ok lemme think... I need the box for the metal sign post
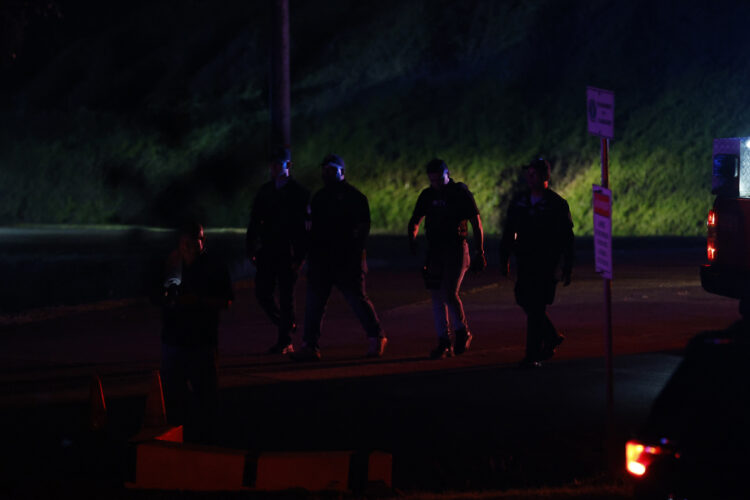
[598,141,613,421]
[587,86,615,439]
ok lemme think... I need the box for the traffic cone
[89,374,107,432]
[143,369,167,428]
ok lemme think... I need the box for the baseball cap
[321,153,345,170]
[425,158,448,174]
[525,157,550,171]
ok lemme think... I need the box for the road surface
[0,236,739,493]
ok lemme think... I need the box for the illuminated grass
[1,0,746,235]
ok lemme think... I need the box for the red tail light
[707,242,717,261]
[707,209,717,262]
[626,440,667,477]
[707,209,717,227]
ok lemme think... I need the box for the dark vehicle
[700,137,750,313]
[626,321,750,499]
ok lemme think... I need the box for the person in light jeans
[408,158,485,359]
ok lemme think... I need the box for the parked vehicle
[700,137,750,315]
[626,321,750,499]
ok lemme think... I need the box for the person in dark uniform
[246,148,310,354]
[159,221,234,443]
[499,158,574,368]
[408,159,486,359]
[292,153,387,361]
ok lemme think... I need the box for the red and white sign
[593,185,612,279]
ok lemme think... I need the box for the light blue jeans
[428,241,470,339]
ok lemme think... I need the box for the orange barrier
[127,436,392,493]
[255,451,352,491]
[131,440,248,491]
[126,373,392,492]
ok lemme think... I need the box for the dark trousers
[255,252,298,344]
[519,302,559,361]
[161,344,218,444]
[303,259,383,348]
[515,269,559,361]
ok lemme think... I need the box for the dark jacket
[246,178,310,262]
[500,189,575,278]
[409,179,480,249]
[308,181,371,265]
[160,251,234,348]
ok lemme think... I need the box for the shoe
[429,338,453,360]
[289,344,321,362]
[518,358,542,369]
[367,336,388,358]
[268,341,294,355]
[541,334,565,360]
[454,328,472,355]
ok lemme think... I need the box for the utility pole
[270,0,290,154]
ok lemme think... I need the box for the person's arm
[560,201,575,286]
[408,195,426,255]
[469,214,486,272]
[407,215,424,255]
[352,192,371,251]
[459,184,485,272]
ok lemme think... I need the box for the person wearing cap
[500,157,574,368]
[408,158,486,359]
[292,153,387,361]
[158,221,234,443]
[246,148,310,354]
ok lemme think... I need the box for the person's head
[178,221,205,266]
[425,158,449,190]
[320,154,345,185]
[269,147,291,181]
[525,157,550,192]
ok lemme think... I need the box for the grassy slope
[2,0,749,235]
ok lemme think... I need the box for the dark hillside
[1,0,748,234]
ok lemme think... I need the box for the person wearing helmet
[500,157,574,368]
[408,158,486,359]
[246,148,310,354]
[292,153,387,361]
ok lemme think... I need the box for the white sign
[593,185,613,279]
[587,86,615,139]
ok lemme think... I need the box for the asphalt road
[0,235,740,494]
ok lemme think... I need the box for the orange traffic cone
[89,374,107,432]
[143,369,167,428]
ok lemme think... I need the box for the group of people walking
[245,150,574,365]
[156,150,575,440]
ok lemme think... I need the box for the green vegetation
[2,0,747,235]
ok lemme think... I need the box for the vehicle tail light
[707,209,717,262]
[707,242,717,261]
[707,209,717,227]
[626,439,668,477]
